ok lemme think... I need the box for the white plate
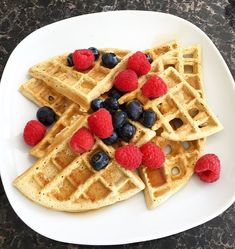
[0,10,235,245]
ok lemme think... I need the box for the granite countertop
[0,0,235,248]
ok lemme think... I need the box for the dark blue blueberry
[67,53,74,67]
[90,151,110,171]
[112,111,128,129]
[145,54,153,64]
[117,122,136,142]
[126,100,143,121]
[91,98,104,112]
[140,109,157,128]
[88,47,100,60]
[103,97,119,113]
[36,106,56,126]
[102,131,118,145]
[102,52,120,69]
[107,87,123,99]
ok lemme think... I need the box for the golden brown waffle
[120,67,223,141]
[19,78,73,116]
[13,119,145,212]
[146,67,222,140]
[153,45,204,98]
[139,136,205,209]
[28,42,178,112]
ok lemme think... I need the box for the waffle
[139,136,205,209]
[153,45,204,98]
[19,78,73,116]
[120,67,223,141]
[28,42,178,112]
[13,117,145,212]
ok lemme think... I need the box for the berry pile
[87,92,165,171]
[90,91,157,145]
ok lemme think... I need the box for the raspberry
[72,49,95,71]
[88,108,113,139]
[113,69,138,92]
[23,120,46,146]
[141,75,168,98]
[127,51,151,76]
[194,154,220,183]
[140,142,165,168]
[115,144,142,170]
[69,127,95,154]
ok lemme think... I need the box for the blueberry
[90,151,110,171]
[102,131,118,145]
[103,97,119,113]
[107,87,123,100]
[126,100,143,121]
[140,109,157,128]
[145,54,153,64]
[112,111,128,129]
[36,106,56,126]
[88,47,100,60]
[91,98,104,112]
[117,122,136,142]
[67,53,74,67]
[102,52,120,69]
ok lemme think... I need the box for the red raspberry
[72,49,95,71]
[115,144,142,170]
[127,51,151,76]
[23,120,46,146]
[88,108,113,139]
[113,69,138,92]
[69,127,95,154]
[194,154,220,183]
[141,75,167,98]
[140,142,165,168]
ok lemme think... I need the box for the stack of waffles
[14,41,223,211]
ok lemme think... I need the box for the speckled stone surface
[0,0,235,248]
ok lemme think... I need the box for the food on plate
[14,41,223,212]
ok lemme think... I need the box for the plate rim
[0,10,235,245]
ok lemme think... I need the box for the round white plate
[0,11,235,245]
